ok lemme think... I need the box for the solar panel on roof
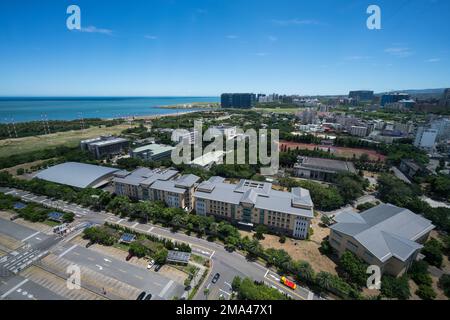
[48,212,64,221]
[14,202,27,210]
[120,233,136,243]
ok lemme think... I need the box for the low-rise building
[399,159,425,179]
[80,135,129,159]
[329,204,435,276]
[130,143,175,161]
[293,157,356,182]
[189,151,225,169]
[194,177,314,239]
[350,126,368,137]
[113,167,199,211]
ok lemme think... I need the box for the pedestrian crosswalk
[0,246,47,276]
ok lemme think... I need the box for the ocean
[0,97,219,123]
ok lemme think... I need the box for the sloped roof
[35,162,119,189]
[330,204,435,262]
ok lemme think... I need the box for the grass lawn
[42,220,60,227]
[0,124,132,157]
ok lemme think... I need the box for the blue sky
[0,0,449,96]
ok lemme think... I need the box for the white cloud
[79,26,113,35]
[271,19,320,26]
[426,58,441,63]
[144,35,158,40]
[384,47,413,57]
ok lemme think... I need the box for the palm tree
[316,272,333,292]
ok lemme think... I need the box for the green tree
[438,274,450,298]
[154,248,168,265]
[129,241,148,258]
[422,239,443,268]
[416,285,436,300]
[380,275,410,300]
[339,251,368,287]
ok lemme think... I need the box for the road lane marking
[1,279,29,299]
[103,258,111,263]
[21,231,40,242]
[117,219,124,224]
[219,289,231,296]
[58,244,77,258]
[159,280,174,297]
[131,222,139,228]
[147,227,154,233]
[95,264,103,270]
[224,282,232,288]
[264,269,269,278]
[209,251,215,259]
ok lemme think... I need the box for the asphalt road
[53,243,185,300]
[1,187,316,300]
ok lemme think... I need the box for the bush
[416,285,436,300]
[232,276,290,300]
[381,275,410,300]
[409,260,432,286]
[438,274,450,298]
[422,239,443,268]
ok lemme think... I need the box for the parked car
[147,259,155,269]
[144,293,152,300]
[126,253,133,261]
[212,273,220,284]
[86,241,94,248]
[154,264,162,272]
[10,215,19,221]
[136,291,146,300]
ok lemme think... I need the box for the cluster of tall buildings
[221,93,256,109]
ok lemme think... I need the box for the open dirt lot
[240,216,338,275]
[279,141,386,162]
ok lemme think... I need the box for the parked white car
[147,259,155,269]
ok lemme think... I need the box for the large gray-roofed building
[294,156,356,182]
[35,162,120,189]
[329,204,435,276]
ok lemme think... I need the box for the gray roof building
[35,162,120,189]
[194,177,314,218]
[113,167,178,187]
[330,204,435,263]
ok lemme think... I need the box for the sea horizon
[0,96,219,123]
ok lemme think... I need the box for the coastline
[103,109,208,121]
